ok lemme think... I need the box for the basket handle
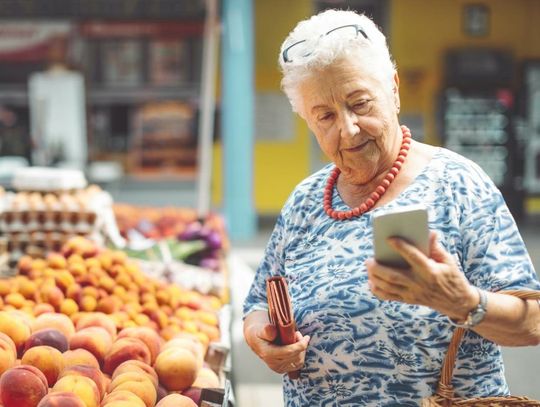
[435,290,540,400]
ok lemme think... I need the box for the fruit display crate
[0,235,232,407]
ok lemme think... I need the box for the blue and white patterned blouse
[243,147,540,406]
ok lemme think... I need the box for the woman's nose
[339,111,359,139]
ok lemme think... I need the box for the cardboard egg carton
[0,186,107,235]
[5,231,104,265]
[0,185,125,266]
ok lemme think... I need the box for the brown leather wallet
[266,276,300,379]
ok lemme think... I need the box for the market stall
[0,167,233,407]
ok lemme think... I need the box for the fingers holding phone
[369,208,475,317]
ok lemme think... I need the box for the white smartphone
[372,204,429,269]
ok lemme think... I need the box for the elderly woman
[243,9,540,406]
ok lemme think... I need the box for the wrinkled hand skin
[366,231,478,321]
[245,321,310,375]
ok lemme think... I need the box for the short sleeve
[242,211,288,318]
[459,177,540,292]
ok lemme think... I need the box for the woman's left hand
[365,231,478,321]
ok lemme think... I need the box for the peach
[195,310,219,327]
[75,313,116,339]
[40,286,65,311]
[52,375,100,407]
[160,305,173,317]
[156,394,197,407]
[69,312,86,326]
[77,274,99,289]
[66,284,83,303]
[101,390,145,407]
[69,327,112,366]
[62,349,100,370]
[59,365,105,400]
[0,365,48,407]
[110,312,129,330]
[37,391,86,407]
[34,303,56,316]
[117,327,162,364]
[81,286,98,299]
[5,292,26,308]
[192,367,220,389]
[145,309,167,330]
[196,323,220,342]
[111,250,127,265]
[133,313,151,326]
[103,337,151,375]
[24,329,69,353]
[84,257,101,270]
[55,271,75,292]
[0,311,32,355]
[112,360,158,389]
[97,288,109,299]
[0,332,17,375]
[32,313,75,339]
[159,326,181,341]
[153,347,198,391]
[47,252,68,270]
[18,255,34,275]
[21,345,64,386]
[60,299,79,316]
[107,372,156,407]
[7,309,34,329]
[96,297,122,314]
[0,331,17,355]
[0,279,12,295]
[97,253,113,271]
[98,276,115,292]
[31,258,48,272]
[79,296,97,312]
[181,320,198,334]
[68,263,86,278]
[162,338,204,369]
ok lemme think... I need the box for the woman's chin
[339,166,378,185]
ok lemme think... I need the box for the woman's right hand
[244,311,310,375]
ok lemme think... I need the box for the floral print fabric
[243,147,540,406]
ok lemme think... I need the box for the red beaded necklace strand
[323,125,412,220]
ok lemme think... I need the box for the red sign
[0,22,71,61]
[79,21,203,38]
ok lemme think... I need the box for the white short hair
[279,9,396,115]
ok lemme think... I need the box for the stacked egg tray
[0,186,113,268]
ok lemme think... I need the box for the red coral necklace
[323,125,412,220]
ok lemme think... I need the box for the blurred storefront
[0,1,205,178]
[1,0,540,217]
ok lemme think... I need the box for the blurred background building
[0,0,539,405]
[1,0,540,221]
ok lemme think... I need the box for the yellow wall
[213,0,540,214]
[212,0,313,214]
[391,0,540,144]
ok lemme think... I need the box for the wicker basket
[422,290,540,407]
